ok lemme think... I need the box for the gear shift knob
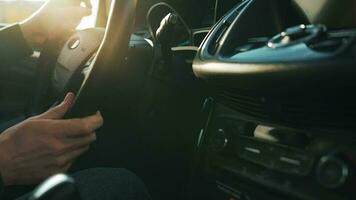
[156,13,179,44]
[28,174,81,200]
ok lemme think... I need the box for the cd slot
[236,136,315,176]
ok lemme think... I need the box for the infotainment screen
[294,0,356,28]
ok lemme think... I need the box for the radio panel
[202,104,356,200]
[208,116,316,176]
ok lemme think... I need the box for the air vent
[308,30,356,52]
[217,90,267,119]
[217,87,356,132]
[308,38,343,52]
[280,97,356,130]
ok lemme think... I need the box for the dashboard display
[254,125,310,149]
[294,0,356,28]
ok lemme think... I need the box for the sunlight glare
[78,0,99,29]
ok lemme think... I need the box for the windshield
[295,0,356,28]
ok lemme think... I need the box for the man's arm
[0,0,94,190]
[0,24,33,67]
[0,0,92,67]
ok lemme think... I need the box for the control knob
[209,128,229,153]
[316,156,350,189]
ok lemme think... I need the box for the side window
[0,0,99,29]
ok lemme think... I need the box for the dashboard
[80,1,356,199]
[189,0,356,200]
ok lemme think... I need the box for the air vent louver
[217,87,356,132]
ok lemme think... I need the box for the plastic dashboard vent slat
[217,88,356,131]
[217,90,268,119]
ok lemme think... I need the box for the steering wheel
[33,0,138,119]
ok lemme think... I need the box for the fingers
[47,1,92,21]
[64,146,89,163]
[71,5,92,17]
[37,93,75,120]
[60,3,92,16]
[58,6,92,30]
[56,111,104,138]
[55,146,89,168]
[45,1,92,41]
[82,0,92,9]
[73,0,93,8]
[50,0,92,9]
[63,133,97,150]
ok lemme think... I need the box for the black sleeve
[0,24,33,67]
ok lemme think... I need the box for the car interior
[1,0,356,199]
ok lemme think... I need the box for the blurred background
[0,0,99,29]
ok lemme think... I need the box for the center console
[193,102,356,200]
[190,0,356,199]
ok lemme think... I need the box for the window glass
[294,0,356,28]
[0,0,99,29]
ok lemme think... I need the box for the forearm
[0,24,33,67]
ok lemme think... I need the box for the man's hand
[0,93,103,186]
[20,0,92,47]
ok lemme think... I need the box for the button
[279,156,301,166]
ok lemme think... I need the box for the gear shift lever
[28,174,81,200]
[155,13,179,67]
[156,13,179,45]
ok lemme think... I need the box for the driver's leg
[73,168,151,200]
[15,168,151,200]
